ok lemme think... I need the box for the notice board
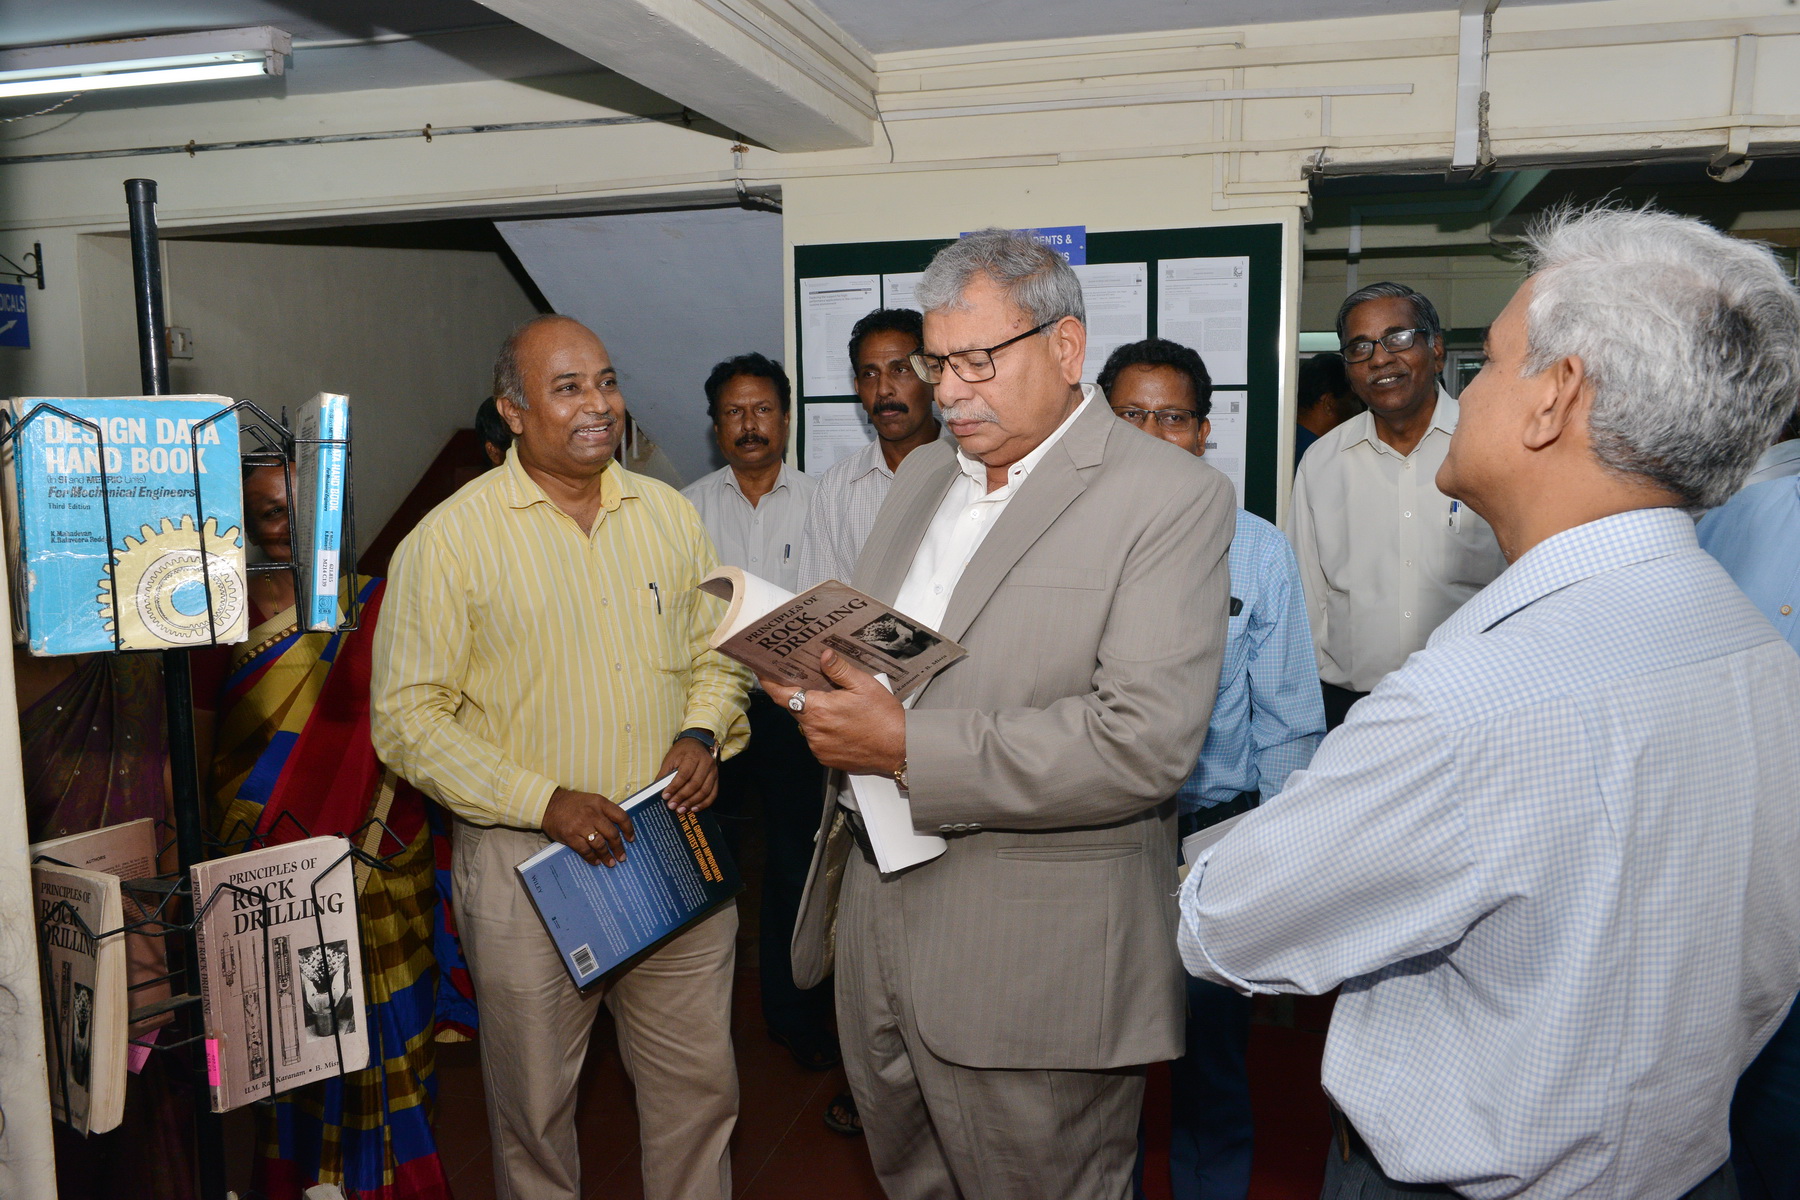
[793,222,1285,523]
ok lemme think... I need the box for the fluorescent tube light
[0,61,270,100]
[0,27,289,100]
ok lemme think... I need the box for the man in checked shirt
[1180,206,1800,1200]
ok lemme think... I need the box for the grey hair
[1519,203,1800,508]
[914,228,1086,327]
[1335,281,1444,345]
[492,313,578,409]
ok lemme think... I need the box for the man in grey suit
[760,228,1237,1199]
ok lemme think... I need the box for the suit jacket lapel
[938,394,1111,643]
[853,441,959,603]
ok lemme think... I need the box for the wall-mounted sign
[0,283,28,349]
[961,226,1087,265]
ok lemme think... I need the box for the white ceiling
[812,0,1588,55]
[0,0,593,96]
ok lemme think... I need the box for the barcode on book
[570,944,598,976]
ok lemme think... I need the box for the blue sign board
[0,283,28,349]
[961,226,1087,265]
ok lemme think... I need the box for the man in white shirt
[1288,283,1507,727]
[796,307,943,591]
[1181,205,1800,1200]
[680,354,835,1069]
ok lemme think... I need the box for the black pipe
[124,178,228,1200]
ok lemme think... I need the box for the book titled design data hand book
[33,861,128,1134]
[3,395,246,654]
[292,392,348,631]
[517,773,742,989]
[190,835,369,1112]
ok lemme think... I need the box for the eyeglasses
[1341,327,1434,363]
[1113,407,1201,431]
[908,320,1055,384]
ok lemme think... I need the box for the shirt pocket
[635,585,696,673]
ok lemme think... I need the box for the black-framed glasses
[1113,407,1201,431]
[908,320,1055,384]
[1342,327,1433,363]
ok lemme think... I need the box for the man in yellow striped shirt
[371,314,751,1200]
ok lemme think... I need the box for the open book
[698,567,964,702]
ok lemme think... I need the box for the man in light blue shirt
[1100,338,1325,1200]
[1698,475,1800,1200]
[1181,206,1800,1200]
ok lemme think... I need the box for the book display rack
[14,179,368,1200]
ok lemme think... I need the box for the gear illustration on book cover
[97,515,248,649]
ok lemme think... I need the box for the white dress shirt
[1287,388,1507,692]
[681,462,817,593]
[1180,507,1800,1199]
[894,387,1095,631]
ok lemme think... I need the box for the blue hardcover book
[4,395,246,655]
[516,773,742,988]
[293,392,349,631]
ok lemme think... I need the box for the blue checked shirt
[1179,509,1324,809]
[1179,507,1800,1199]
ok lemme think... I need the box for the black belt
[1178,790,1259,839]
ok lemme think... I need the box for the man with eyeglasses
[1099,337,1325,1200]
[772,228,1235,1200]
[1288,282,1506,728]
[796,308,945,593]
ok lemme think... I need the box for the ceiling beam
[477,0,875,152]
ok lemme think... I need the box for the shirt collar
[1431,506,1696,644]
[500,444,635,513]
[952,384,1096,493]
[723,461,795,502]
[1340,386,1457,458]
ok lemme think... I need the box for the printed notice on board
[805,403,876,475]
[801,275,879,396]
[1072,262,1148,383]
[1158,257,1250,386]
[882,272,924,311]
[1206,391,1249,505]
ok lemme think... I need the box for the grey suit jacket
[791,394,1236,1071]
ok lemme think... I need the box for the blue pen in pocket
[1448,500,1464,533]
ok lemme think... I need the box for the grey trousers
[836,843,1144,1200]
[1322,1140,1741,1200]
[452,818,739,1200]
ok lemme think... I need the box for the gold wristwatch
[893,758,910,791]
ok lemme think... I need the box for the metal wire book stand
[9,178,369,1200]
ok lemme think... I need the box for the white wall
[499,207,785,484]
[74,235,539,547]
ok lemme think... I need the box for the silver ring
[788,689,807,713]
[587,831,598,843]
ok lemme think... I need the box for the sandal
[823,1090,863,1137]
[769,1027,841,1072]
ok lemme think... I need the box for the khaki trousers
[836,842,1144,1200]
[452,818,739,1200]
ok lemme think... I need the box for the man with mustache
[1288,283,1506,728]
[373,314,751,1200]
[777,228,1235,1199]
[796,308,944,592]
[681,353,837,1072]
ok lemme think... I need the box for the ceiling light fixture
[0,26,291,100]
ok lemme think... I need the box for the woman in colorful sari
[195,462,474,1200]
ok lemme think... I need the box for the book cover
[698,566,965,702]
[292,392,348,632]
[516,773,742,989]
[33,862,128,1134]
[3,395,247,655]
[32,818,174,1038]
[190,835,369,1113]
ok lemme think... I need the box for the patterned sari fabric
[209,577,471,1200]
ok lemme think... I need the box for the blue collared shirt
[1178,509,1323,809]
[1697,476,1800,653]
[1179,507,1800,1200]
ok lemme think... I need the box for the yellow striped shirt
[370,449,751,828]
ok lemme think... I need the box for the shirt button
[934,584,944,595]
[1784,605,1794,616]
[615,662,624,671]
[1404,559,1413,567]
[601,597,609,606]
[623,723,632,733]
[1403,510,1412,518]
[1404,611,1413,618]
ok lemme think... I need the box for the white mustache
[940,399,1000,425]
